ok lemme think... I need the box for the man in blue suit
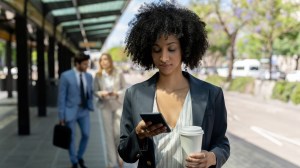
[58,54,94,168]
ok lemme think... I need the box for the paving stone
[223,133,300,168]
[0,99,299,168]
[0,107,106,168]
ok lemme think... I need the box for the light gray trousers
[98,100,137,168]
[99,105,122,167]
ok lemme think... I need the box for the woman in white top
[94,53,126,168]
[118,2,230,168]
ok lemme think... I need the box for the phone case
[140,113,171,132]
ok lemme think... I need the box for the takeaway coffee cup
[180,126,204,165]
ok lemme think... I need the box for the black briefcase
[53,124,71,150]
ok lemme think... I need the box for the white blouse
[153,91,193,168]
[102,70,114,92]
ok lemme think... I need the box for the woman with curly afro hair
[118,2,230,168]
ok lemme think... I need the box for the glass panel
[61,20,80,27]
[86,29,111,36]
[79,1,125,14]
[67,23,114,33]
[88,33,109,38]
[42,0,71,3]
[52,7,76,16]
[82,15,117,24]
[61,15,117,27]
[85,23,113,30]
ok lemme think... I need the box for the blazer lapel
[183,72,209,127]
[138,71,208,126]
[138,73,158,114]
[138,73,158,165]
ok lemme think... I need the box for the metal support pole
[5,33,13,98]
[16,13,30,135]
[37,28,47,116]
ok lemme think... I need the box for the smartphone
[140,113,171,132]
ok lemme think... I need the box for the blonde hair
[96,53,115,77]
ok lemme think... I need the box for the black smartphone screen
[140,113,171,132]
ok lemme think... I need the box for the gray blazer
[118,71,230,168]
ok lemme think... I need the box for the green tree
[108,46,128,62]
[249,0,300,79]
[0,41,5,68]
[274,31,300,70]
[236,34,264,59]
[32,50,37,64]
[191,0,253,81]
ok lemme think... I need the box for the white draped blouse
[152,91,193,168]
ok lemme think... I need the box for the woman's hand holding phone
[98,90,118,99]
[98,91,110,99]
[135,120,167,140]
[108,91,119,99]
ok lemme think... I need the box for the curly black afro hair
[125,2,209,70]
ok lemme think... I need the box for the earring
[184,65,188,71]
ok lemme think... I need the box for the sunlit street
[1,0,300,167]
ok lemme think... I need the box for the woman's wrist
[208,151,216,166]
[135,127,143,139]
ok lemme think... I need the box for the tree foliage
[0,41,5,68]
[190,0,300,77]
[108,46,128,62]
[236,34,265,59]
[244,0,300,76]
[191,0,253,81]
[274,31,300,56]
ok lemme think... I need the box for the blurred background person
[58,54,94,168]
[94,53,127,168]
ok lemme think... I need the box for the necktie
[80,73,87,108]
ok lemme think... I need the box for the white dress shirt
[74,68,87,94]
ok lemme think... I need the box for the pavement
[224,133,299,168]
[0,81,299,168]
[0,99,105,168]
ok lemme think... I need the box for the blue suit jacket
[58,69,94,121]
[118,72,230,168]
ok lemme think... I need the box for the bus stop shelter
[0,0,130,135]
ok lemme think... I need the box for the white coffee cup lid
[180,126,204,136]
